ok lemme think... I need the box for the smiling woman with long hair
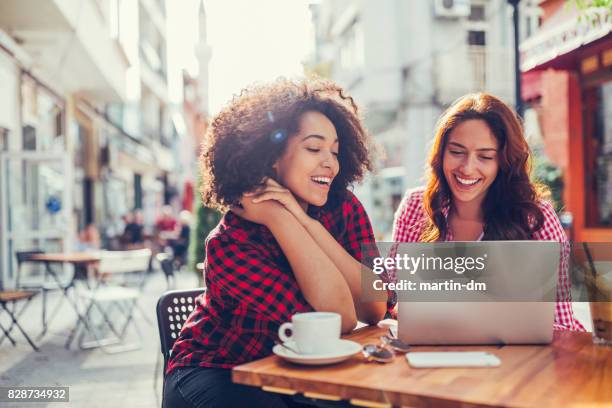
[163,77,390,408]
[393,92,584,331]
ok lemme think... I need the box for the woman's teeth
[311,176,331,185]
[455,175,480,186]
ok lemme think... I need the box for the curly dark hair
[200,77,374,211]
[421,93,548,241]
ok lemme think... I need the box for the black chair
[154,288,205,405]
[15,250,46,288]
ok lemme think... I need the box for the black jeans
[163,366,292,408]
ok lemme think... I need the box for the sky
[167,0,315,113]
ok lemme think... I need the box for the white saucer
[273,340,361,365]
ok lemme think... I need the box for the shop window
[134,173,143,209]
[74,124,88,169]
[22,125,36,150]
[55,110,64,138]
[84,178,95,225]
[0,127,8,151]
[585,81,612,227]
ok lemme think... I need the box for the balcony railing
[468,47,486,91]
[434,46,514,104]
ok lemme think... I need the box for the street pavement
[0,267,200,408]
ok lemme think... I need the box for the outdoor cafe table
[26,252,101,346]
[28,252,101,264]
[232,325,612,407]
[27,252,101,289]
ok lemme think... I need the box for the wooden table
[24,252,101,295]
[28,252,101,264]
[27,252,101,294]
[233,326,612,407]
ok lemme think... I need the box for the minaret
[195,0,212,115]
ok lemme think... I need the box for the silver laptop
[396,241,560,345]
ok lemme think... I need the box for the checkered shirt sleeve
[338,191,378,261]
[339,191,395,315]
[205,237,311,321]
[533,200,585,331]
[392,188,427,243]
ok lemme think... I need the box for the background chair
[15,249,60,337]
[0,280,39,351]
[154,288,205,406]
[67,248,152,352]
[155,253,176,290]
[15,250,45,289]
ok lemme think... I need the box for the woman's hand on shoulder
[231,189,286,227]
[245,178,311,226]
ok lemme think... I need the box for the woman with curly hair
[163,78,390,408]
[392,92,584,331]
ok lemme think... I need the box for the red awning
[521,71,543,101]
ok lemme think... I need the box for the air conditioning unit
[434,0,471,18]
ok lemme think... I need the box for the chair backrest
[15,249,45,288]
[98,249,152,274]
[15,249,45,266]
[156,288,205,369]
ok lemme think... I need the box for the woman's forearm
[267,210,357,332]
[302,217,387,325]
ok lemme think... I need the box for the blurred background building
[0,0,209,285]
[1,0,610,284]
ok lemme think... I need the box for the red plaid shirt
[392,188,585,332]
[167,190,382,373]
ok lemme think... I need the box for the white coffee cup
[278,312,341,354]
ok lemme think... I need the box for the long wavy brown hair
[420,93,547,241]
[200,77,373,211]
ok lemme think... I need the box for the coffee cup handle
[278,322,293,343]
